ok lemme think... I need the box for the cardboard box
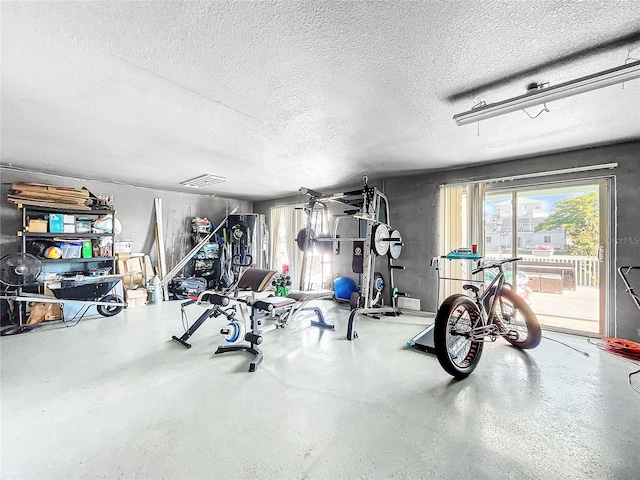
[62,214,75,233]
[43,281,63,320]
[125,287,147,308]
[116,255,145,288]
[115,240,133,254]
[28,219,48,232]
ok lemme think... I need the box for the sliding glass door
[485,180,609,335]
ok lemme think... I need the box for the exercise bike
[433,257,541,378]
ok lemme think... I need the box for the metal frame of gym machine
[298,176,405,340]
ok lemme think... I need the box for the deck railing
[485,253,600,287]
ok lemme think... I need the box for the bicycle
[434,257,541,378]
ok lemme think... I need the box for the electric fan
[0,252,43,335]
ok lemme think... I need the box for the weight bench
[215,268,335,372]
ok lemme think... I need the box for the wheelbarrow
[47,274,127,324]
[2,274,127,330]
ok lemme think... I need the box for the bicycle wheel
[434,294,484,379]
[96,294,125,317]
[493,288,541,349]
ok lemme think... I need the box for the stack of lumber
[8,182,91,210]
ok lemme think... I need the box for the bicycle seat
[463,284,480,295]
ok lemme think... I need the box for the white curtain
[439,185,464,301]
[467,182,485,255]
[299,206,332,291]
[270,204,334,292]
[269,206,286,272]
[269,205,306,290]
[438,182,485,301]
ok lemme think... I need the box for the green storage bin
[82,241,93,259]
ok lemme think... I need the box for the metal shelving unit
[17,205,117,280]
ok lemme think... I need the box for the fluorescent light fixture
[440,162,618,187]
[180,174,228,188]
[483,163,618,184]
[454,60,640,126]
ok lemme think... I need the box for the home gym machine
[297,176,406,340]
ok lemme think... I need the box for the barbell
[295,225,403,259]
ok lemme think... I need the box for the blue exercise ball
[334,276,358,300]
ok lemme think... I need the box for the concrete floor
[1,299,639,479]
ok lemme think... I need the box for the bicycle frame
[465,258,520,342]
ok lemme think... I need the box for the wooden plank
[12,182,90,197]
[154,198,169,301]
[8,198,91,210]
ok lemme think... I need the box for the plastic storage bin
[81,241,93,259]
[56,242,83,259]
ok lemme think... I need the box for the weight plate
[372,224,390,256]
[296,227,315,252]
[388,229,403,259]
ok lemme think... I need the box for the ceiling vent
[180,174,228,189]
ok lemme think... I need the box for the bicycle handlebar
[472,257,522,275]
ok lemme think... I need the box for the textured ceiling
[1,1,639,201]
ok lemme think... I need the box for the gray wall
[256,141,640,342]
[0,169,252,277]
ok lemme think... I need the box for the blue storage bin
[48,213,64,233]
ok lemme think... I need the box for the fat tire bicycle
[434,257,541,378]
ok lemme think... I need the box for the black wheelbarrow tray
[4,274,127,326]
[50,274,123,300]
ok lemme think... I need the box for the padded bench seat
[253,290,334,311]
[286,290,334,302]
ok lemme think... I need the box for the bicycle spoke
[446,306,476,365]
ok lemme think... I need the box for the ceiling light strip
[483,162,619,184]
[440,162,618,188]
[454,60,640,126]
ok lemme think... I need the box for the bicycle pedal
[505,330,520,340]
